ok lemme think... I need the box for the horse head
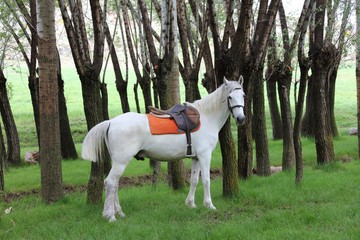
[224,76,246,126]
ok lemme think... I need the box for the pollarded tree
[311,0,335,164]
[302,0,354,138]
[266,0,313,171]
[37,0,63,203]
[231,0,280,178]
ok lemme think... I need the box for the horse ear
[238,75,244,86]
[223,76,229,85]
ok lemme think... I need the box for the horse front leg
[198,153,216,210]
[185,159,201,208]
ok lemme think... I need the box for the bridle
[227,87,244,114]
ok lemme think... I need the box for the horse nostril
[237,116,245,125]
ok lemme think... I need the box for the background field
[0,63,359,239]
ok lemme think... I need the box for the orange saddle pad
[147,114,201,135]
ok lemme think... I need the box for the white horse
[81,77,246,222]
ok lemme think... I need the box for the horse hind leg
[185,159,200,208]
[103,161,128,222]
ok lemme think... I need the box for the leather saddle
[148,104,200,157]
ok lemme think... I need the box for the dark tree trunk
[238,66,254,179]
[57,70,78,159]
[301,75,315,137]
[312,0,335,164]
[294,57,310,183]
[252,68,270,176]
[276,62,295,170]
[266,71,283,140]
[0,71,21,165]
[328,62,339,137]
[312,47,335,164]
[266,34,283,140]
[0,123,5,190]
[294,0,313,183]
[80,72,107,204]
[220,119,239,197]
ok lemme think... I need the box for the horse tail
[81,121,111,162]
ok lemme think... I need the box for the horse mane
[190,81,242,114]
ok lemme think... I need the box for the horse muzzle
[235,115,246,126]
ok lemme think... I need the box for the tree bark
[252,67,270,176]
[0,70,21,165]
[57,58,78,159]
[294,0,313,183]
[312,0,335,164]
[37,0,63,203]
[266,36,283,140]
[0,123,5,190]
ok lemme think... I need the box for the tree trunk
[57,66,78,159]
[276,63,295,170]
[252,68,270,176]
[328,62,339,137]
[37,0,63,203]
[312,0,335,164]
[220,119,239,197]
[266,35,283,140]
[0,70,21,165]
[0,123,5,190]
[266,70,283,140]
[294,57,309,183]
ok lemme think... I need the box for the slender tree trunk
[294,0,313,183]
[277,64,295,170]
[294,61,309,183]
[266,33,283,140]
[0,123,5,190]
[0,70,21,165]
[328,62,339,137]
[37,0,63,203]
[57,64,78,159]
[252,68,270,176]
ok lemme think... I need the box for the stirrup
[185,144,196,158]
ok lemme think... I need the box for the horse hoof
[204,203,216,210]
[108,216,117,222]
[103,211,116,222]
[185,199,197,208]
[116,211,126,218]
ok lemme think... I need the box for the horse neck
[193,86,230,130]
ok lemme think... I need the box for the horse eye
[228,96,232,100]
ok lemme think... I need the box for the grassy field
[0,63,359,239]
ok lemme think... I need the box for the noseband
[227,88,244,114]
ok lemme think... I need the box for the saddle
[148,104,200,157]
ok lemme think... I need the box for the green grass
[1,161,360,239]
